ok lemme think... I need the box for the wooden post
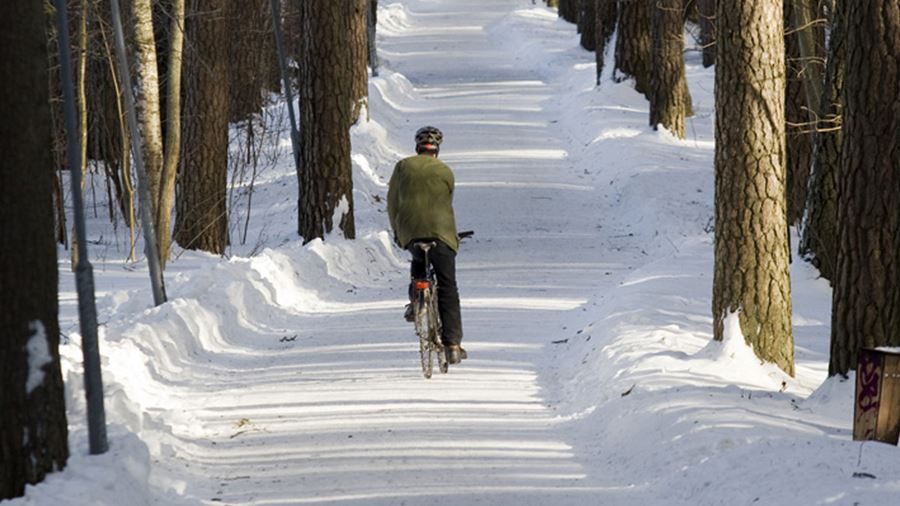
[853,348,900,445]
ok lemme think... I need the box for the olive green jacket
[387,154,459,252]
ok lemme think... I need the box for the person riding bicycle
[387,126,467,365]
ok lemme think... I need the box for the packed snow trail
[22,1,900,505]
[141,2,631,505]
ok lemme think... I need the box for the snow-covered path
[143,2,626,504]
[25,1,898,505]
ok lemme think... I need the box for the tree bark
[157,0,184,267]
[784,0,823,224]
[560,0,579,23]
[615,0,652,98]
[298,0,356,241]
[829,0,900,376]
[350,0,368,123]
[698,0,716,67]
[133,0,164,218]
[72,0,90,268]
[368,0,379,76]
[579,0,596,50]
[593,0,618,85]
[228,0,276,122]
[799,0,845,282]
[713,0,794,376]
[175,0,230,254]
[96,12,138,260]
[285,0,302,61]
[0,0,69,497]
[650,0,688,138]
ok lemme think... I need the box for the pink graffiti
[857,353,881,414]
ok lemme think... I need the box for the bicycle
[411,241,448,379]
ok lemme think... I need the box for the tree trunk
[615,0,652,98]
[368,0,379,76]
[698,0,716,67]
[593,0,618,84]
[96,13,138,260]
[175,0,230,254]
[350,0,368,123]
[580,0,596,50]
[133,0,164,218]
[799,0,845,282]
[157,0,184,267]
[285,0,302,61]
[298,0,356,241]
[0,0,69,497]
[89,3,132,226]
[228,0,276,122]
[560,0,578,23]
[650,0,688,138]
[72,0,90,268]
[784,0,823,224]
[713,0,794,376]
[828,0,900,376]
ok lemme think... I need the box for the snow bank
[546,239,898,504]
[11,429,160,506]
[377,2,413,35]
[13,1,898,504]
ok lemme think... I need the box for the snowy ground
[8,1,900,505]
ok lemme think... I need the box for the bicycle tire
[416,289,434,379]
[413,273,445,379]
[420,333,433,379]
[438,347,449,373]
[432,291,448,374]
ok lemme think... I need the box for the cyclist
[387,126,467,365]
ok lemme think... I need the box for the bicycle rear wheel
[420,333,433,379]
[415,290,434,379]
[437,346,448,373]
[433,294,448,374]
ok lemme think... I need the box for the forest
[1,0,898,504]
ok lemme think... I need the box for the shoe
[446,344,467,365]
[404,303,415,322]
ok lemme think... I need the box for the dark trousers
[409,240,463,346]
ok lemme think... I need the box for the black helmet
[414,126,443,150]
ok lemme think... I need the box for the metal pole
[53,0,108,455]
[269,0,303,218]
[108,0,167,306]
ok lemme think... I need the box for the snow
[25,321,51,395]
[8,0,899,504]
